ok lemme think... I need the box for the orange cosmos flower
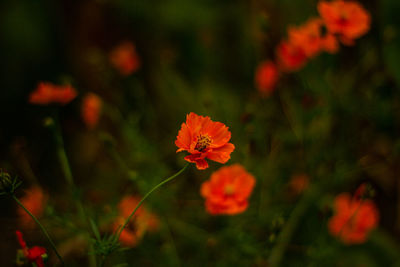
[29,82,77,105]
[16,231,47,267]
[109,42,140,76]
[17,186,48,228]
[175,112,235,170]
[288,18,339,57]
[113,196,159,247]
[276,41,308,72]
[200,164,256,215]
[318,0,371,45]
[81,93,102,129]
[254,60,279,96]
[328,192,379,244]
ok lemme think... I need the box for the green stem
[52,118,97,267]
[115,163,189,243]
[13,195,64,266]
[268,186,317,267]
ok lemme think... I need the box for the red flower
[254,61,279,96]
[17,186,47,228]
[200,164,255,215]
[175,113,235,170]
[29,82,77,105]
[113,196,159,247]
[318,0,371,45]
[328,192,379,244]
[276,41,308,72]
[109,42,140,76]
[16,230,47,267]
[81,93,102,129]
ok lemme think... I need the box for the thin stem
[268,186,317,267]
[13,194,65,266]
[115,163,189,242]
[52,117,97,267]
[99,255,108,267]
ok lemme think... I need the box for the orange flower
[113,196,159,247]
[29,82,77,105]
[276,41,308,72]
[318,0,371,45]
[288,18,339,57]
[200,164,256,215]
[109,42,140,75]
[254,61,279,96]
[328,192,379,244]
[175,113,235,170]
[17,186,47,228]
[81,93,102,129]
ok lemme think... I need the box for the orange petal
[206,143,235,164]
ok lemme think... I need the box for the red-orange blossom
[175,113,235,170]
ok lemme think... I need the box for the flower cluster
[255,0,371,95]
[176,113,255,215]
[328,187,379,244]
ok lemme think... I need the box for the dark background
[1,0,400,266]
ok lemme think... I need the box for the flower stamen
[195,134,212,152]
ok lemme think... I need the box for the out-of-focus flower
[321,33,340,53]
[289,174,309,195]
[29,82,77,105]
[81,93,102,129]
[276,41,308,72]
[109,42,140,76]
[318,0,371,45]
[288,18,339,57]
[175,113,235,170]
[200,164,255,215]
[255,61,279,96]
[16,230,47,267]
[17,186,47,228]
[328,192,379,244]
[113,196,159,247]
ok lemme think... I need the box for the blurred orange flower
[318,0,371,45]
[289,174,309,195]
[113,196,159,247]
[200,164,255,215]
[29,82,77,105]
[288,18,339,57]
[175,112,235,170]
[276,41,308,72]
[255,61,279,96]
[109,42,140,76]
[17,186,47,228]
[81,93,102,129]
[328,192,379,244]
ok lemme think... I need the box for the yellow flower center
[195,134,211,152]
[224,185,235,195]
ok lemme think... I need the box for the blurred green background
[1,0,400,266]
